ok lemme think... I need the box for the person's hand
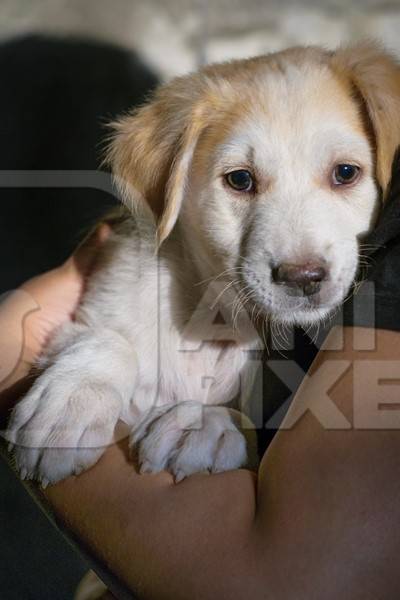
[0,224,111,397]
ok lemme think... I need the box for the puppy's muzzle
[272,262,328,296]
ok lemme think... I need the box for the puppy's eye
[332,164,360,185]
[225,170,254,192]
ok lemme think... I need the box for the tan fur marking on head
[107,41,399,247]
[106,75,239,244]
[331,41,400,197]
[106,45,334,239]
[157,104,211,244]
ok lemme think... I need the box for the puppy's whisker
[251,301,258,325]
[358,243,381,250]
[269,321,288,357]
[194,266,247,287]
[210,279,238,310]
[231,289,249,330]
[231,284,256,331]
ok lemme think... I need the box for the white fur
[6,49,381,484]
[7,220,258,484]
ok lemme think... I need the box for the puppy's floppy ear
[332,41,400,197]
[106,82,208,244]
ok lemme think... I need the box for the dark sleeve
[343,161,400,332]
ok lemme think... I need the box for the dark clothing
[0,34,158,294]
[343,157,400,332]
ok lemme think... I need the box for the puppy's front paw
[131,402,247,482]
[6,370,122,485]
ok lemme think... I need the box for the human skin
[1,237,400,600]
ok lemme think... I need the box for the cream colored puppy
[7,42,400,485]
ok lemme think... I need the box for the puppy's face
[182,66,377,326]
[110,44,400,327]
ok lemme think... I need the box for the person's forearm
[0,228,106,396]
[0,262,82,394]
[256,326,400,599]
[45,443,259,599]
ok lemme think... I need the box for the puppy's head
[108,42,400,327]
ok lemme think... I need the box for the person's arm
[2,251,400,599]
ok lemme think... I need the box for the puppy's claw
[139,461,152,474]
[20,467,28,481]
[41,478,49,490]
[174,470,186,483]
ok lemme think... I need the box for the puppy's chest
[134,332,253,410]
[97,236,258,410]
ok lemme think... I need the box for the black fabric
[342,154,400,332]
[0,34,158,294]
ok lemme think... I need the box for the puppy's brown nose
[272,262,327,296]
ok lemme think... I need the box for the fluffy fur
[7,42,400,484]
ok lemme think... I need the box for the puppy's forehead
[208,57,366,155]
[257,62,361,132]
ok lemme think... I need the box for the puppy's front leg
[131,402,248,482]
[6,323,137,485]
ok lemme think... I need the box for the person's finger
[1,222,113,391]
[65,222,112,279]
[0,290,41,392]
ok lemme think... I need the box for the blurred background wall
[1,0,400,80]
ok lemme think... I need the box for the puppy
[7,42,400,485]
